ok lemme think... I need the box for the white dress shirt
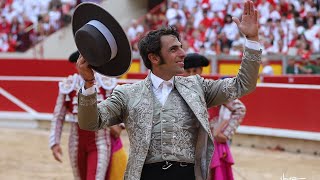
[150,72,174,106]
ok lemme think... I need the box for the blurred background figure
[300,54,317,74]
[183,52,209,76]
[315,57,320,74]
[183,53,246,180]
[49,51,127,180]
[286,58,301,74]
[260,57,274,75]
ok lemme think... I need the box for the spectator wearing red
[0,16,10,34]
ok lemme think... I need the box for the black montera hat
[184,53,209,69]
[72,2,132,77]
[68,51,80,63]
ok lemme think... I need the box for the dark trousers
[140,161,195,180]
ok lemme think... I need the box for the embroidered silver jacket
[77,47,261,180]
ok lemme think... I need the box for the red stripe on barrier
[240,86,320,132]
[262,75,320,85]
[0,81,58,113]
[0,60,76,76]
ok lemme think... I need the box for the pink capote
[210,140,234,180]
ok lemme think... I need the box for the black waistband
[144,161,194,168]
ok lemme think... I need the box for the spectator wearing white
[10,16,20,35]
[272,19,283,42]
[39,0,52,15]
[181,40,196,54]
[11,0,24,15]
[229,45,242,55]
[227,3,243,20]
[0,33,9,52]
[257,0,271,24]
[205,42,218,56]
[261,57,274,75]
[204,21,219,44]
[280,13,295,43]
[221,14,239,41]
[231,33,245,47]
[289,0,301,12]
[269,5,281,22]
[3,4,19,23]
[209,0,227,13]
[304,17,320,53]
[49,5,62,31]
[165,1,186,27]
[304,0,317,15]
[200,3,214,19]
[191,30,204,52]
[191,6,204,29]
[169,0,184,9]
[39,14,54,36]
[260,18,273,37]
[183,0,199,13]
[23,0,41,25]
[127,19,144,41]
[264,40,278,54]
[61,0,77,7]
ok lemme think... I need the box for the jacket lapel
[175,76,212,139]
[140,75,154,141]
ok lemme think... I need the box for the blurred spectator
[269,4,281,22]
[229,43,242,56]
[315,57,320,74]
[0,16,10,33]
[48,5,62,31]
[184,0,198,12]
[227,2,243,20]
[16,23,32,52]
[261,57,274,75]
[286,58,302,74]
[304,16,320,53]
[165,1,186,27]
[217,32,232,54]
[257,0,271,24]
[205,41,220,56]
[182,39,196,53]
[209,0,227,13]
[127,19,144,41]
[220,14,239,42]
[301,54,317,74]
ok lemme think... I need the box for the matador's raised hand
[76,54,95,88]
[232,0,259,42]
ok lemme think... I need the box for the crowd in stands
[126,0,320,74]
[0,0,82,52]
[285,55,320,74]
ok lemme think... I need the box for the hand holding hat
[76,54,95,85]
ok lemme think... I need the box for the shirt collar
[150,72,174,89]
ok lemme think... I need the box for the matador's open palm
[232,0,259,41]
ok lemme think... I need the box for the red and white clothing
[208,99,246,180]
[49,73,122,180]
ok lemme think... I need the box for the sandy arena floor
[0,127,319,180]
